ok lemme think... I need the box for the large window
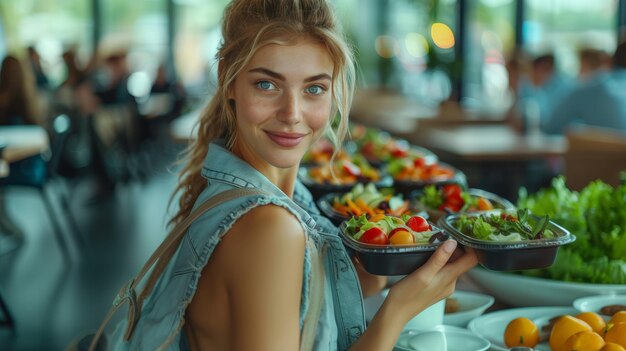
[336,0,457,106]
[174,0,230,99]
[524,0,618,75]
[463,0,516,114]
[100,0,168,98]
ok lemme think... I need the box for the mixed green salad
[453,209,555,242]
[517,176,626,284]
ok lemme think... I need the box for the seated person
[517,53,575,133]
[544,42,626,135]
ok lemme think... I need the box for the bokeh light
[375,35,399,58]
[405,32,429,58]
[431,23,455,49]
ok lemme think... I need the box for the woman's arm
[349,241,478,350]
[221,204,306,351]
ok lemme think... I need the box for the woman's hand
[385,240,478,326]
[349,240,477,351]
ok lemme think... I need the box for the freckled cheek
[305,101,332,132]
[236,96,276,125]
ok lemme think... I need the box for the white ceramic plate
[394,325,490,351]
[443,290,495,327]
[467,306,577,351]
[573,294,626,317]
[467,267,626,307]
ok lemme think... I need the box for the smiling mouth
[264,131,308,147]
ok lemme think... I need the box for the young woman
[104,1,477,350]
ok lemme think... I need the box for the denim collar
[201,140,317,229]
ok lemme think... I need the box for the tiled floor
[0,140,184,351]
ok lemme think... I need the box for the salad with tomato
[344,214,436,246]
[386,156,455,183]
[350,126,435,165]
[330,183,411,218]
[418,184,496,213]
[306,154,380,185]
[452,209,556,242]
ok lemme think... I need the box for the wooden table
[0,126,49,177]
[408,123,568,201]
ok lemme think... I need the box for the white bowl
[364,288,444,331]
[467,267,626,307]
[573,294,626,317]
[394,325,490,351]
[443,290,495,327]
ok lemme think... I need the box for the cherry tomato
[476,197,494,211]
[342,161,362,177]
[442,184,462,198]
[359,227,389,245]
[361,142,376,160]
[391,148,409,158]
[439,203,461,213]
[413,157,426,168]
[389,229,414,245]
[389,227,407,238]
[406,215,431,232]
[446,193,465,207]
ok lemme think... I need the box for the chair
[0,288,13,328]
[0,115,85,259]
[564,126,626,190]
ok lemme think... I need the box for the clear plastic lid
[438,210,576,250]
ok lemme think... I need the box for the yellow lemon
[504,317,540,348]
[549,315,593,351]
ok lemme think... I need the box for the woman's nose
[277,91,302,124]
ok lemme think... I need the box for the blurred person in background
[53,47,99,179]
[57,48,89,111]
[517,53,575,134]
[0,55,39,126]
[544,42,626,135]
[81,48,141,201]
[577,48,610,82]
[26,46,50,91]
[503,51,531,132]
[141,62,187,140]
[0,54,42,244]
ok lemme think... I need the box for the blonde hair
[170,0,355,225]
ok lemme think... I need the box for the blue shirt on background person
[544,69,626,135]
[544,41,626,135]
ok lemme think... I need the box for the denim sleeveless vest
[109,142,365,350]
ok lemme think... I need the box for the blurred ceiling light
[431,23,455,49]
[127,71,152,99]
[405,32,429,58]
[375,35,399,59]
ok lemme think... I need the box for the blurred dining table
[412,123,567,202]
[410,123,567,162]
[0,125,49,178]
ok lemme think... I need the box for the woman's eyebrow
[248,67,331,83]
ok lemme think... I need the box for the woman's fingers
[442,247,479,277]
[408,240,457,282]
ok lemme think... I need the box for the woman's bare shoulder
[217,204,307,278]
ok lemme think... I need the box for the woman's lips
[265,131,307,147]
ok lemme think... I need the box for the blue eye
[256,80,275,90]
[306,85,325,95]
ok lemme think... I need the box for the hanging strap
[88,187,267,351]
[299,239,326,351]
